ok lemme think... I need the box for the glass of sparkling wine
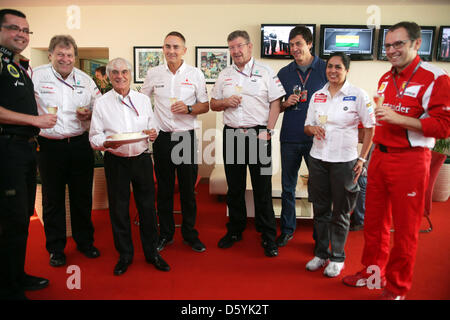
[235,85,243,107]
[47,106,58,114]
[292,85,301,110]
[169,97,178,105]
[373,94,384,126]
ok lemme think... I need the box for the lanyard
[296,68,312,90]
[120,95,139,117]
[14,62,32,79]
[233,61,255,78]
[51,68,75,90]
[392,61,421,99]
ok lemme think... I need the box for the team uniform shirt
[89,89,159,157]
[211,57,286,128]
[375,55,450,148]
[277,56,327,143]
[0,46,39,137]
[140,62,208,132]
[33,64,101,139]
[305,81,375,162]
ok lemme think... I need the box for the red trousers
[362,146,431,296]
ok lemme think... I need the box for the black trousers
[104,151,158,261]
[0,136,37,299]
[308,156,360,262]
[153,130,199,242]
[222,126,276,243]
[37,133,94,254]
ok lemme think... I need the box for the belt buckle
[239,128,248,134]
[379,144,388,153]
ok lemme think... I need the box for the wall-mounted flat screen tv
[319,25,375,60]
[436,26,450,62]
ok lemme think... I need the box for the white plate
[106,132,149,144]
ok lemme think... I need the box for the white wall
[15,3,450,176]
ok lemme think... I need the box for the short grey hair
[106,57,133,79]
[227,30,251,43]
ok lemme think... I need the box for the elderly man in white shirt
[90,57,170,275]
[210,30,285,257]
[33,35,101,268]
[141,31,209,254]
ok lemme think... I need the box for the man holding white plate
[90,57,170,275]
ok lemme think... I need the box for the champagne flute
[169,97,178,105]
[235,85,243,108]
[292,85,301,110]
[47,105,58,114]
[373,94,384,126]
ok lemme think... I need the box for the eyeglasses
[1,24,33,35]
[384,40,409,50]
[228,43,249,51]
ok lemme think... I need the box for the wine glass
[169,97,178,105]
[235,85,243,108]
[292,85,301,110]
[373,94,384,126]
[47,105,58,114]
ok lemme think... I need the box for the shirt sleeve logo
[378,81,388,94]
[7,64,20,78]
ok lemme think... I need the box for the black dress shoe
[183,238,206,252]
[22,274,49,291]
[147,254,170,272]
[276,233,293,247]
[77,245,101,258]
[49,252,66,267]
[114,259,132,276]
[156,237,174,252]
[262,241,278,257]
[218,233,242,249]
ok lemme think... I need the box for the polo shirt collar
[165,60,186,74]
[324,80,351,96]
[391,55,421,78]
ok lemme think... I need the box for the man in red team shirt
[342,22,450,300]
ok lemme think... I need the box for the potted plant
[431,138,450,202]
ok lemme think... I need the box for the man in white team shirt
[141,31,209,253]
[33,35,101,268]
[210,30,285,257]
[90,57,170,275]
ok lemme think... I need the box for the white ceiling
[4,0,449,6]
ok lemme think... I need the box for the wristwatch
[187,105,193,114]
[266,129,275,136]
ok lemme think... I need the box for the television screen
[377,25,436,61]
[261,24,316,59]
[319,25,375,60]
[437,26,450,62]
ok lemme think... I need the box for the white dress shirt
[305,81,375,162]
[140,62,208,132]
[211,57,286,128]
[89,89,159,158]
[33,64,101,139]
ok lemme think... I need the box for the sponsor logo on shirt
[314,93,327,103]
[343,96,356,101]
[155,84,164,88]
[7,64,20,78]
[403,85,422,98]
[386,103,410,114]
[378,81,388,93]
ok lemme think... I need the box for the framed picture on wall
[195,46,231,84]
[133,46,164,83]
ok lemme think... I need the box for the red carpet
[25,182,450,300]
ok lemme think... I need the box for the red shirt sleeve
[420,73,450,139]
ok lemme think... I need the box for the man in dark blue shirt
[276,26,327,247]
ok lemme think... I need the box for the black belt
[378,144,424,153]
[224,124,266,134]
[38,132,88,144]
[0,133,36,143]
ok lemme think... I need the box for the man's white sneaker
[306,256,329,271]
[323,261,345,278]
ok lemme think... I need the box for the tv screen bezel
[377,25,436,62]
[260,23,316,59]
[319,24,375,61]
[436,25,450,62]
